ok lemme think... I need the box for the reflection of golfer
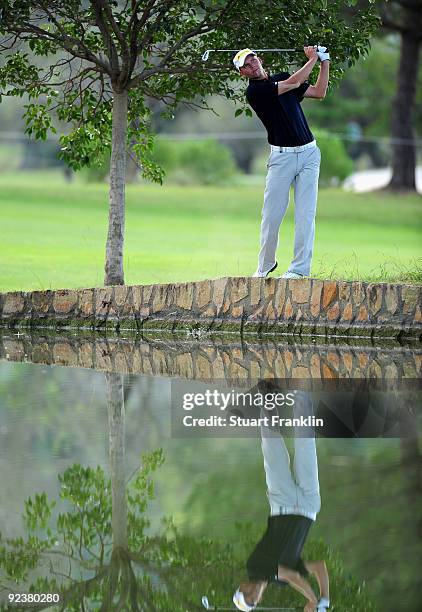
[233,395,330,612]
[233,46,330,280]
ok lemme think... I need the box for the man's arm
[278,46,318,96]
[304,560,330,600]
[304,60,330,99]
[277,565,318,608]
[277,80,301,95]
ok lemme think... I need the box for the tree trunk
[388,31,420,192]
[106,373,128,550]
[104,90,128,285]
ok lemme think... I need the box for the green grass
[0,169,421,292]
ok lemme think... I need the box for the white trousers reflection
[261,391,321,520]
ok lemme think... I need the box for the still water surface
[0,333,420,611]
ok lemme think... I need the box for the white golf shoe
[252,262,278,278]
[280,271,305,279]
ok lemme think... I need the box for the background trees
[377,0,422,191]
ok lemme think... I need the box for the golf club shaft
[203,601,300,611]
[203,593,303,610]
[202,48,308,61]
[210,48,303,53]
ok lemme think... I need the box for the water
[0,330,421,611]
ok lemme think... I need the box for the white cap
[233,48,256,70]
[233,589,255,611]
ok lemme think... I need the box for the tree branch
[0,32,21,52]
[157,21,214,68]
[39,56,80,86]
[214,0,240,24]
[135,0,238,83]
[127,0,157,76]
[90,0,120,77]
[128,64,221,88]
[35,1,112,72]
[97,0,130,81]
[8,19,111,74]
[129,0,157,33]
[136,0,180,53]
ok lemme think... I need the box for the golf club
[201,595,301,610]
[202,48,303,62]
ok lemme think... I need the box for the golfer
[233,46,330,279]
[232,392,330,612]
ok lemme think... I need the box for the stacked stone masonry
[0,332,420,382]
[0,277,421,340]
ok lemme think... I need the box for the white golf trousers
[257,143,321,277]
[260,393,321,520]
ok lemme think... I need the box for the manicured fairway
[0,170,421,292]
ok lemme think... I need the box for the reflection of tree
[0,373,238,611]
[0,451,241,610]
[1,452,162,610]
[106,373,128,551]
[0,374,377,611]
[0,458,376,612]
[124,376,166,445]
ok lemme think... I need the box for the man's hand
[316,45,330,62]
[304,46,318,61]
[304,599,318,612]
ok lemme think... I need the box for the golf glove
[317,45,330,62]
[317,597,330,611]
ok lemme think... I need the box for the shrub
[313,129,354,186]
[153,138,237,185]
[251,130,354,186]
[81,138,237,185]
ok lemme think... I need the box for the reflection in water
[233,396,329,612]
[0,374,377,612]
[0,374,254,611]
[0,330,420,382]
[0,373,174,610]
[0,330,420,611]
[106,373,128,550]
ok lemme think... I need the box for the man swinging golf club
[233,46,330,279]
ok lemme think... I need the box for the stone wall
[0,277,421,340]
[0,331,420,382]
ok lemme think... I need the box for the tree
[0,1,379,286]
[377,0,422,191]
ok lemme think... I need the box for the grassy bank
[0,170,421,292]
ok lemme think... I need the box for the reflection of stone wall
[0,331,420,381]
[0,278,421,339]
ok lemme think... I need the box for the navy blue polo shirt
[246,72,314,147]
